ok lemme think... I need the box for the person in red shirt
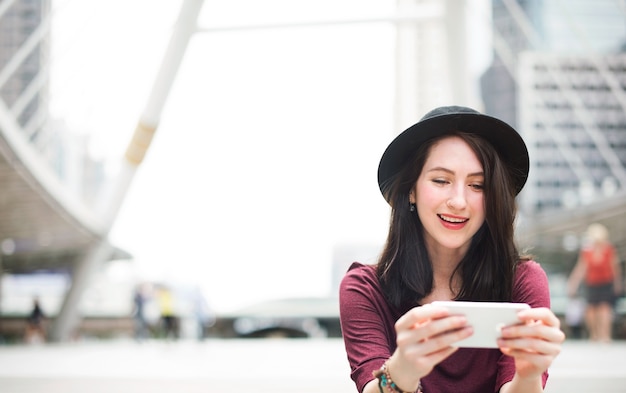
[339,106,565,393]
[567,223,623,342]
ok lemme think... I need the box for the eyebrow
[426,167,484,177]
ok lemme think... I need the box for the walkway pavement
[0,338,624,392]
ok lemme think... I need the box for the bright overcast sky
[49,0,489,312]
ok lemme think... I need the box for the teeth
[439,215,467,223]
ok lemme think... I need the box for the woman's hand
[498,307,565,382]
[386,304,473,391]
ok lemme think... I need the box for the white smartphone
[430,301,530,348]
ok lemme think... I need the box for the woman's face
[410,136,486,255]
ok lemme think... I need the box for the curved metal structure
[0,112,119,274]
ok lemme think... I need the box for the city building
[0,0,50,133]
[481,0,626,215]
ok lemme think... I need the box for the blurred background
[0,0,625,346]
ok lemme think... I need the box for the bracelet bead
[372,361,423,393]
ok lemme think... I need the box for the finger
[421,323,474,350]
[498,335,562,357]
[397,324,473,361]
[501,321,566,344]
[397,314,470,346]
[395,304,450,331]
[517,307,561,327]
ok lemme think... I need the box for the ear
[409,191,415,204]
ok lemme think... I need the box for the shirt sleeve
[339,263,396,392]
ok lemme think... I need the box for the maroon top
[339,261,550,393]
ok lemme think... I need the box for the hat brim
[377,111,529,202]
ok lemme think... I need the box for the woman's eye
[470,183,484,190]
[432,179,448,185]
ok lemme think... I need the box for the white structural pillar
[49,0,205,342]
[444,0,470,106]
[394,0,445,132]
[393,0,471,133]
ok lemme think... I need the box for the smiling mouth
[438,214,468,224]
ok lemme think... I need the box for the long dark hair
[376,132,522,309]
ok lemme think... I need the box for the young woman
[567,223,622,342]
[340,106,565,393]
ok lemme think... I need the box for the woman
[339,106,565,393]
[25,297,46,344]
[567,223,622,342]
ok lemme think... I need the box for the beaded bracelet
[372,361,423,393]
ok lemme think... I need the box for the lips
[437,214,469,229]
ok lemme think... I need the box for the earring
[410,203,416,212]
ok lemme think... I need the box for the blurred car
[213,297,341,338]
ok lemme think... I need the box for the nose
[447,185,467,210]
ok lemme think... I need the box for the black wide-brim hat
[378,105,529,203]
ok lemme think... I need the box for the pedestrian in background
[132,283,150,341]
[340,106,565,393]
[567,223,623,342]
[24,297,46,344]
[157,285,177,340]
